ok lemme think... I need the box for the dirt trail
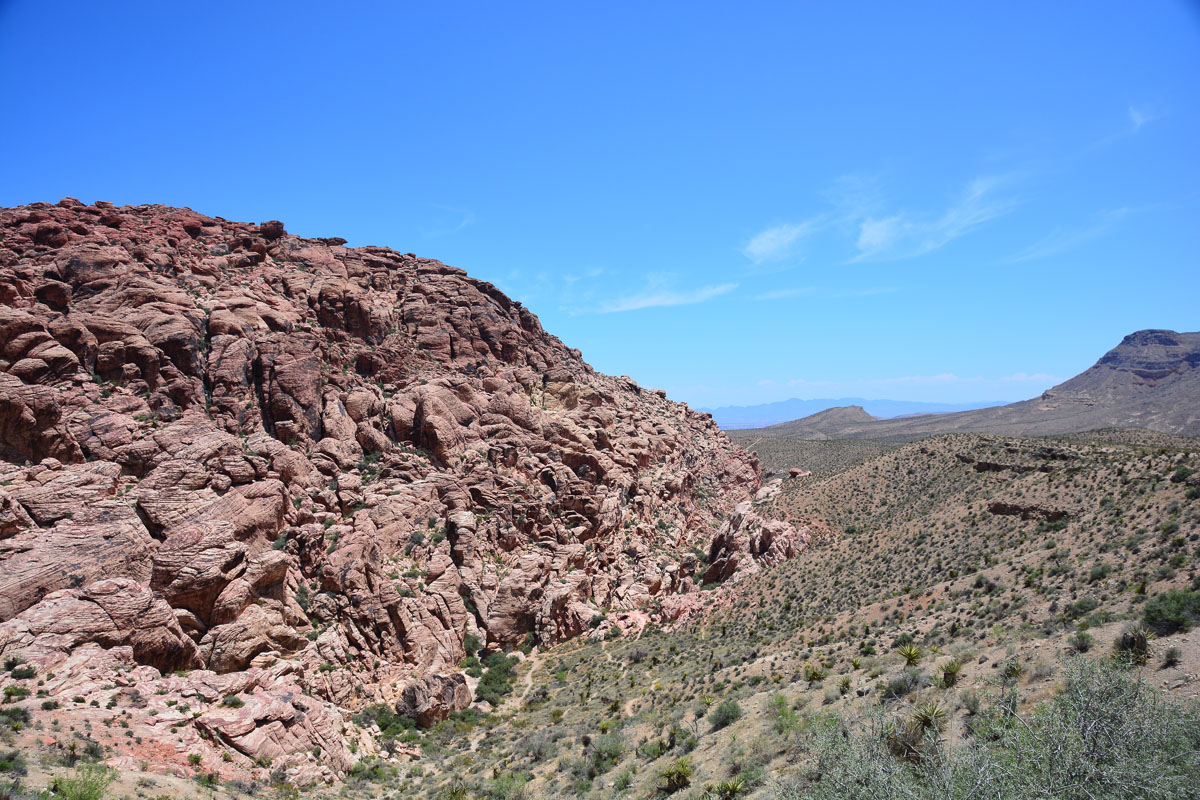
[514,649,544,706]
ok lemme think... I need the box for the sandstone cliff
[0,199,805,784]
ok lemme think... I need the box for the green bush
[0,747,27,775]
[588,731,623,775]
[353,704,416,738]
[2,685,29,702]
[475,653,517,707]
[463,633,483,658]
[781,657,1200,800]
[708,697,743,731]
[1065,596,1100,619]
[50,764,114,800]
[1143,589,1200,635]
[1068,630,1095,653]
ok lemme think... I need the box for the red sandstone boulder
[396,672,472,727]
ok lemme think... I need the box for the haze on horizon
[1,1,1197,409]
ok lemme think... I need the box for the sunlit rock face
[0,199,804,783]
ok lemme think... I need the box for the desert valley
[2,3,1198,798]
[0,200,1197,800]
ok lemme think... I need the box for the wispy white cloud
[421,204,475,238]
[852,175,1018,262]
[597,281,738,313]
[743,219,822,264]
[1004,207,1135,263]
[1128,105,1156,132]
[1085,104,1163,153]
[754,286,816,301]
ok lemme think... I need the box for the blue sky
[2,1,1197,409]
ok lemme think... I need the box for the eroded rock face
[0,199,806,784]
[0,578,199,672]
[396,673,472,727]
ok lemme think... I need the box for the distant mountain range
[738,329,1200,440]
[702,398,1005,429]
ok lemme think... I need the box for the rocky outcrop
[0,578,199,672]
[0,199,805,784]
[704,501,809,584]
[396,673,472,727]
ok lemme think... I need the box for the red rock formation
[0,199,805,783]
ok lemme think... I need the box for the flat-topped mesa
[0,199,806,784]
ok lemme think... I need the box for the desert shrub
[0,748,27,775]
[9,665,35,680]
[2,686,29,702]
[1143,589,1200,635]
[1162,646,1183,669]
[781,657,1200,800]
[763,695,801,738]
[1065,596,1100,619]
[50,765,114,800]
[639,738,667,760]
[708,698,742,731]
[345,758,396,786]
[1068,630,1095,653]
[588,731,623,775]
[353,703,416,742]
[463,633,483,658]
[461,654,484,678]
[515,731,556,763]
[882,668,927,700]
[482,771,528,800]
[475,653,517,706]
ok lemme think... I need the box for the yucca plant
[706,776,747,799]
[941,660,964,687]
[659,757,693,794]
[897,644,923,667]
[1114,623,1154,665]
[803,664,828,684]
[910,701,947,732]
[838,676,852,695]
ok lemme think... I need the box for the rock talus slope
[0,199,806,784]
